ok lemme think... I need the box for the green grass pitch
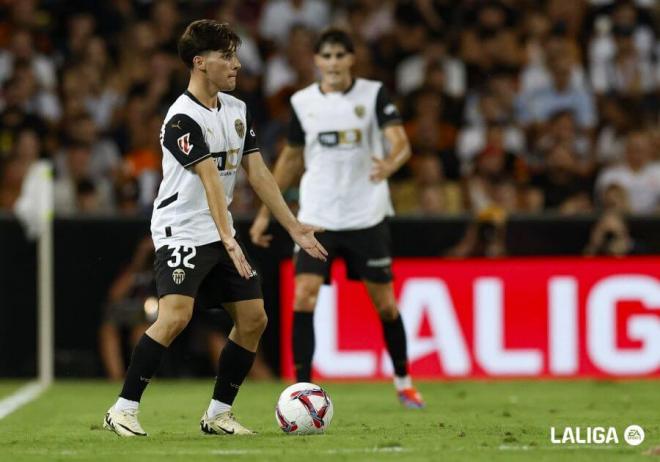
[0,380,657,461]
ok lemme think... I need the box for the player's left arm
[370,124,411,183]
[241,109,326,261]
[370,84,411,182]
[242,152,326,261]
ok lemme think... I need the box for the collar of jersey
[184,90,222,111]
[318,78,356,96]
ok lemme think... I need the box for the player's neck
[320,76,353,94]
[187,75,220,109]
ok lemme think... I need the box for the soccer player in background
[250,28,425,408]
[103,20,327,437]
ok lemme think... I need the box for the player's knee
[167,309,193,335]
[294,283,320,312]
[240,309,268,338]
[377,304,399,322]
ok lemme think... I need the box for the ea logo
[623,425,644,446]
[172,268,186,285]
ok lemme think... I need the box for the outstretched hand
[290,223,327,261]
[249,213,273,248]
[222,236,254,279]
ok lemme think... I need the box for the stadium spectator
[446,205,508,258]
[583,210,642,256]
[594,96,636,166]
[0,27,57,91]
[258,0,330,47]
[528,143,593,214]
[516,50,597,133]
[590,24,656,97]
[596,130,660,214]
[53,142,115,215]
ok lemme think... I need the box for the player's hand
[370,156,394,183]
[290,223,328,261]
[222,236,254,279]
[249,213,273,248]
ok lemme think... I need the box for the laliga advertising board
[280,257,660,379]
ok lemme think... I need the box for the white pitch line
[0,382,48,420]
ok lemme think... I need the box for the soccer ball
[275,382,333,435]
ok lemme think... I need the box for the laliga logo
[312,274,660,377]
[550,424,644,446]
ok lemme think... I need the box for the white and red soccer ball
[275,382,334,435]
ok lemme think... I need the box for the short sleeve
[375,85,402,128]
[243,108,260,155]
[287,106,305,146]
[162,114,210,168]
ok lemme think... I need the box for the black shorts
[295,220,393,283]
[154,238,262,308]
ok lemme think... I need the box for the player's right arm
[194,158,253,279]
[162,113,252,279]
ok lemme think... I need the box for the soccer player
[103,20,327,437]
[250,28,425,408]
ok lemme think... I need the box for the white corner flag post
[0,160,53,419]
[14,160,55,386]
[37,164,54,386]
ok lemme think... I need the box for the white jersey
[288,78,402,230]
[151,91,259,249]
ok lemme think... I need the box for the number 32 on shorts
[167,246,196,269]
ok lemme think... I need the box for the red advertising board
[280,258,660,379]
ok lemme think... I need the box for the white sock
[393,375,412,391]
[114,397,139,412]
[207,399,231,418]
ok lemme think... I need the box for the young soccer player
[103,20,327,437]
[250,28,424,408]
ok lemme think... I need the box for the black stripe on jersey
[243,108,260,155]
[157,192,178,209]
[163,114,210,168]
[375,85,402,128]
[287,106,305,146]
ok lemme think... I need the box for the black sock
[381,314,409,377]
[212,340,256,405]
[119,334,166,402]
[292,312,315,382]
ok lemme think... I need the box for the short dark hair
[314,28,354,54]
[177,20,241,69]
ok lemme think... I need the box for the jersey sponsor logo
[211,149,240,173]
[234,119,245,138]
[177,133,193,155]
[354,105,365,118]
[172,268,186,284]
[170,120,183,129]
[318,129,362,148]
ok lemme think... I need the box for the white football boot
[103,407,147,437]
[200,411,255,435]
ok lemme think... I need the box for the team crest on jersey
[354,105,365,118]
[172,268,185,284]
[177,133,192,155]
[234,119,245,138]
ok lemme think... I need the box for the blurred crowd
[0,0,659,219]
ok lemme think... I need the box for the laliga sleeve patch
[163,113,210,167]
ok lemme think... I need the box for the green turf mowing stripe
[0,380,656,462]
